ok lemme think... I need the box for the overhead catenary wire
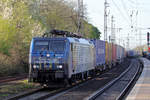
[126,0,139,10]
[111,0,142,49]
[121,0,131,22]
[111,0,130,25]
[110,0,131,48]
[127,0,137,5]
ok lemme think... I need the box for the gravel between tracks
[18,88,58,100]
[45,59,131,100]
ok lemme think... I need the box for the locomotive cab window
[34,41,49,51]
[50,40,66,52]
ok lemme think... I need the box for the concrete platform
[126,58,150,100]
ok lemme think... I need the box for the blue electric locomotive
[29,37,95,85]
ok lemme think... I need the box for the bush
[0,51,28,77]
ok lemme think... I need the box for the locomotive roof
[33,37,93,45]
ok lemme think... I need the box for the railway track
[0,74,27,84]
[87,58,143,100]
[116,59,143,100]
[6,58,133,100]
[6,76,95,100]
[7,87,65,100]
[44,59,131,100]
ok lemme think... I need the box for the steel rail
[7,88,44,100]
[116,59,143,100]
[86,60,134,100]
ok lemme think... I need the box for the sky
[74,0,150,49]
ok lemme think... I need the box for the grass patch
[0,94,9,97]
[0,79,40,99]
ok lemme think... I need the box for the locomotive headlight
[57,65,63,69]
[33,65,37,69]
[36,65,39,69]
[33,65,39,69]
[47,54,50,57]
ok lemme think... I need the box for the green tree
[90,26,101,39]
[0,0,43,75]
[0,16,16,55]
[29,0,101,38]
[0,0,102,76]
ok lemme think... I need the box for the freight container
[127,50,137,58]
[122,47,125,61]
[122,47,125,58]
[121,46,125,62]
[112,43,117,65]
[124,48,126,58]
[105,41,109,65]
[108,43,112,67]
[92,39,105,66]
[120,46,123,60]
[120,46,123,61]
[115,44,117,62]
[116,45,121,63]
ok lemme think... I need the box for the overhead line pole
[111,15,115,43]
[127,11,133,50]
[77,0,84,33]
[104,0,109,41]
[135,0,140,51]
[77,0,81,33]
[81,0,84,34]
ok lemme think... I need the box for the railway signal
[148,47,150,53]
[147,32,150,45]
[147,32,150,52]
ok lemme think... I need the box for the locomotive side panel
[71,43,95,74]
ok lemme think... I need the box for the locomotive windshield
[34,41,49,51]
[34,40,65,52]
[51,40,65,52]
